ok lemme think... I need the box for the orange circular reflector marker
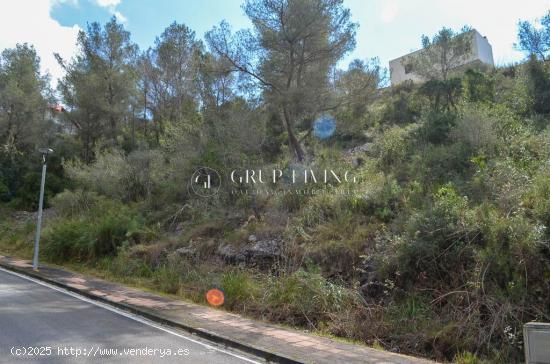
[206,289,225,307]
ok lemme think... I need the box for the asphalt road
[0,268,263,364]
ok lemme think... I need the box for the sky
[1,0,550,86]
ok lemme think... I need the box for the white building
[389,29,494,85]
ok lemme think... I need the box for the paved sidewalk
[0,255,434,364]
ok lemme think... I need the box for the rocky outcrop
[242,236,282,269]
[175,234,282,270]
[175,246,196,258]
[12,208,57,222]
[357,257,384,299]
[346,142,374,155]
[217,243,245,264]
[345,141,374,168]
[217,235,282,270]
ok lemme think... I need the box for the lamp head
[38,148,54,155]
[38,148,53,164]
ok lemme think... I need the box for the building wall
[389,29,494,86]
[389,53,425,85]
[473,31,494,66]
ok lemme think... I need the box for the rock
[216,238,282,270]
[358,267,374,286]
[352,156,364,168]
[175,246,196,258]
[357,259,378,286]
[174,223,185,236]
[363,131,374,141]
[217,243,237,259]
[360,281,384,299]
[242,215,257,227]
[346,142,374,156]
[217,243,245,265]
[12,208,57,222]
[357,256,386,299]
[242,238,281,269]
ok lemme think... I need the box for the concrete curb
[0,261,302,364]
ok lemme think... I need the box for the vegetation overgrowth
[1,2,550,362]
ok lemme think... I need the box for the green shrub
[13,170,65,210]
[264,270,358,327]
[454,351,481,364]
[463,69,495,103]
[94,213,140,257]
[526,55,550,115]
[341,175,401,221]
[102,252,153,279]
[527,165,550,230]
[304,239,362,281]
[418,110,457,144]
[43,203,144,262]
[220,270,261,309]
[386,294,433,333]
[299,193,340,228]
[153,264,181,294]
[0,181,9,202]
[409,142,472,187]
[391,184,478,286]
[418,78,462,112]
[451,105,498,153]
[470,158,529,211]
[0,214,35,257]
[375,124,417,168]
[52,189,102,217]
[380,81,421,124]
[64,149,164,202]
[42,219,94,262]
[476,206,546,298]
[0,147,69,208]
[278,191,306,212]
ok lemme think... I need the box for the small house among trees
[389,28,494,85]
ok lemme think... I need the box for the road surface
[0,268,263,364]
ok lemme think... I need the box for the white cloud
[0,0,80,86]
[96,0,120,7]
[381,1,399,23]
[95,0,126,23]
[429,0,550,65]
[352,0,550,69]
[114,10,127,23]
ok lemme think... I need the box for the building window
[404,63,413,74]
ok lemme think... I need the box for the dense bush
[525,55,550,115]
[51,189,102,217]
[380,81,421,124]
[43,201,145,262]
[525,165,550,236]
[418,78,462,111]
[451,105,499,153]
[391,185,478,286]
[374,124,417,168]
[462,68,495,103]
[263,270,360,327]
[3,15,550,363]
[0,155,68,209]
[220,270,261,310]
[64,149,165,203]
[418,110,458,144]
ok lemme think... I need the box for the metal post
[33,155,47,271]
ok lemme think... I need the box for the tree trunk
[282,106,304,162]
[131,108,136,150]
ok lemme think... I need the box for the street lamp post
[33,148,53,271]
